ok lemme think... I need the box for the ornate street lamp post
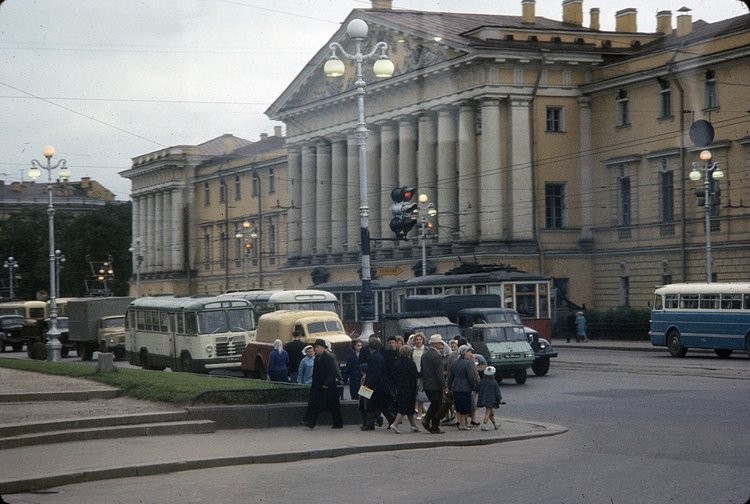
[129,238,144,297]
[689,149,723,283]
[417,194,437,277]
[3,257,19,300]
[54,250,65,298]
[28,145,70,361]
[324,18,394,338]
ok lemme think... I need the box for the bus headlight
[205,344,214,356]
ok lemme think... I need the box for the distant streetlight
[417,194,437,277]
[28,145,70,362]
[235,219,258,289]
[3,257,19,300]
[128,238,144,297]
[324,18,394,337]
[689,149,724,283]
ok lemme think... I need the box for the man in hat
[420,334,447,434]
[304,338,343,429]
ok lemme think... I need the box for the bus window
[679,294,698,309]
[198,311,228,334]
[699,294,719,310]
[721,294,742,310]
[653,295,663,310]
[228,308,253,332]
[664,294,678,309]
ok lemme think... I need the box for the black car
[0,315,25,352]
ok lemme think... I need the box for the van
[463,322,535,385]
[240,310,351,379]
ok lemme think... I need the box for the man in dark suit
[286,328,306,382]
[304,338,343,429]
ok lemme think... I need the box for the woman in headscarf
[267,338,289,382]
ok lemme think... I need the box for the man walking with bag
[420,334,446,434]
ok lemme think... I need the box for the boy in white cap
[476,366,504,430]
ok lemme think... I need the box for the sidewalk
[552,338,658,352]
[0,366,567,495]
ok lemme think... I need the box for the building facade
[125,0,750,313]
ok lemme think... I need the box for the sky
[1,0,747,200]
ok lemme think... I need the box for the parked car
[0,314,25,352]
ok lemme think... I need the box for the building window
[219,179,226,203]
[616,89,629,127]
[234,175,241,200]
[660,163,674,236]
[704,70,718,109]
[617,169,631,239]
[659,88,672,119]
[203,229,211,269]
[544,183,565,229]
[252,174,259,197]
[268,169,276,194]
[545,107,564,132]
[620,277,630,307]
[203,182,210,206]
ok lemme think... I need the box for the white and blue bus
[125,296,254,373]
[650,283,750,358]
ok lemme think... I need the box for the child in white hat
[476,366,504,430]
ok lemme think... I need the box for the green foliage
[0,358,289,405]
[0,202,133,299]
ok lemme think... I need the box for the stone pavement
[0,366,567,495]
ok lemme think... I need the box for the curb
[0,421,568,494]
[0,389,121,402]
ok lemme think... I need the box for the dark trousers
[305,391,343,428]
[424,389,444,430]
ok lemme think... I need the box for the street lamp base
[359,321,375,340]
[46,337,62,362]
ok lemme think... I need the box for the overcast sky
[1,0,746,200]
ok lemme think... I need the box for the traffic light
[390,186,417,239]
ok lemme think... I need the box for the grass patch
[0,358,307,405]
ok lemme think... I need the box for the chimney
[656,10,672,35]
[562,0,583,26]
[676,7,692,37]
[274,125,283,137]
[590,7,600,30]
[522,0,535,24]
[222,134,235,155]
[80,176,91,189]
[615,8,637,33]
[371,0,392,9]
[260,133,268,141]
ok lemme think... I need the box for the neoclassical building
[124,0,750,312]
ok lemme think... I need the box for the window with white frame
[545,106,564,132]
[704,69,718,109]
[616,89,629,127]
[544,183,565,229]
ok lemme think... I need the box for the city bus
[125,296,255,373]
[221,289,340,324]
[650,282,750,358]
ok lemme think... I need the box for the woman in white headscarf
[267,338,289,382]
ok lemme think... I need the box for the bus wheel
[714,349,732,358]
[255,357,267,381]
[667,331,687,358]
[532,358,550,376]
[514,369,527,385]
[179,352,193,373]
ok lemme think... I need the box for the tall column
[171,188,183,271]
[162,190,172,271]
[480,99,503,240]
[436,106,458,241]
[509,96,534,240]
[578,96,594,242]
[417,113,437,197]
[458,103,479,240]
[366,127,381,236]
[330,137,347,253]
[316,140,332,254]
[398,116,417,187]
[287,146,302,258]
[379,121,398,245]
[300,144,316,256]
[146,193,156,273]
[131,196,141,271]
[154,192,163,268]
[346,134,360,252]
[138,195,148,272]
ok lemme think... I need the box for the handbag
[358,385,374,399]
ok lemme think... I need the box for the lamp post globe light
[28,145,70,361]
[3,257,19,300]
[325,18,394,338]
[689,149,724,283]
[235,220,256,290]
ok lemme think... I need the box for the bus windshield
[484,326,527,342]
[307,320,344,334]
[197,309,253,334]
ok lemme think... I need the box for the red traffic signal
[391,186,416,203]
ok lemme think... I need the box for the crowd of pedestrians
[272,327,505,433]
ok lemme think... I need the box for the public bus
[221,289,340,324]
[125,296,255,373]
[650,282,750,358]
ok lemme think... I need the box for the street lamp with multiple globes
[3,257,19,300]
[417,194,437,277]
[324,18,394,338]
[689,149,724,283]
[54,250,65,298]
[235,220,258,289]
[129,238,144,297]
[28,145,70,361]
